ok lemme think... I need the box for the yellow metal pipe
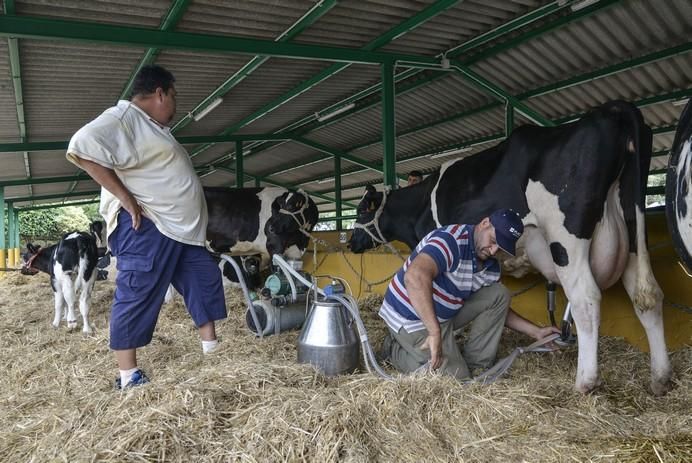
[15,247,21,266]
[7,248,15,269]
[0,249,5,277]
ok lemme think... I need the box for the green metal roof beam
[523,42,692,99]
[461,0,621,64]
[8,190,101,204]
[16,199,100,212]
[0,134,292,153]
[172,0,338,133]
[7,39,25,138]
[317,215,357,223]
[0,15,441,66]
[303,91,687,188]
[237,0,615,160]
[446,0,573,58]
[453,62,545,126]
[118,0,191,101]
[6,0,34,199]
[293,137,407,181]
[214,166,358,209]
[0,174,91,187]
[343,44,690,155]
[188,0,461,159]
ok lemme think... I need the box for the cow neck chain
[278,191,310,231]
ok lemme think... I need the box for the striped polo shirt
[379,224,501,333]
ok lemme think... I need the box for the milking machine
[271,254,392,379]
[546,282,577,346]
[224,250,557,382]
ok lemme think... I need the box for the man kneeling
[379,209,558,379]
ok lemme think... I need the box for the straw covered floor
[0,273,689,462]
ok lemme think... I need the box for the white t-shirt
[66,100,207,246]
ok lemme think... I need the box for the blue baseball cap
[489,209,524,256]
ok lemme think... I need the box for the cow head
[348,185,385,253]
[21,243,42,275]
[271,190,317,234]
[266,190,319,257]
[89,220,105,248]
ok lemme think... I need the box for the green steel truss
[0,0,682,211]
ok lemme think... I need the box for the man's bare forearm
[75,158,131,203]
[505,309,540,338]
[406,269,440,336]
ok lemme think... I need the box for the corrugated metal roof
[0,39,18,140]
[0,0,689,214]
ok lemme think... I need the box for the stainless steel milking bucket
[297,300,359,376]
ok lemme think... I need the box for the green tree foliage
[54,206,91,235]
[81,203,102,222]
[19,205,93,244]
[19,209,60,242]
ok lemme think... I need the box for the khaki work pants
[385,283,510,380]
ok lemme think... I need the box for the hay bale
[0,275,689,462]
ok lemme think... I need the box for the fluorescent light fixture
[429,147,472,160]
[570,0,599,12]
[316,103,356,122]
[193,97,224,122]
[672,98,689,107]
[199,168,216,178]
[316,177,334,184]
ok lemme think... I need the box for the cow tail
[77,233,97,285]
[613,102,650,255]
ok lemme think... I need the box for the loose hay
[0,274,689,462]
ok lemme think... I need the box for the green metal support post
[235,141,244,187]
[7,202,14,252]
[0,188,5,269]
[506,102,514,136]
[334,155,342,231]
[14,209,20,253]
[255,177,260,188]
[381,60,397,188]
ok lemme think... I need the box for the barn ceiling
[0,0,690,215]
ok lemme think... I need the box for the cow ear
[26,243,37,253]
[365,184,375,194]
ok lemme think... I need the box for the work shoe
[114,369,150,390]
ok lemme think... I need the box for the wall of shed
[303,211,691,352]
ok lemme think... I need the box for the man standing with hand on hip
[67,65,226,389]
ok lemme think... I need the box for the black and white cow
[21,232,98,334]
[204,186,319,283]
[349,100,671,395]
[666,99,692,272]
[91,187,317,291]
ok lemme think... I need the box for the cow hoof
[51,321,60,329]
[651,377,673,396]
[82,326,93,335]
[67,320,78,329]
[575,377,602,394]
